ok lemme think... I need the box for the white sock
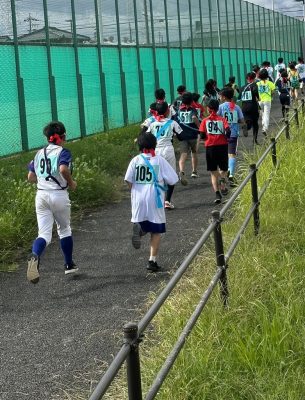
[149,256,156,262]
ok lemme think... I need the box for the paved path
[0,101,284,400]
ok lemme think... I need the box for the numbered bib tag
[135,164,159,184]
[224,110,238,123]
[154,124,170,138]
[241,90,252,101]
[37,154,58,178]
[179,111,193,124]
[206,120,224,135]
[258,84,270,94]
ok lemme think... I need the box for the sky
[248,0,305,19]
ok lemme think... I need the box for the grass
[0,125,139,270]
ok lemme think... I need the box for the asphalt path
[0,100,284,400]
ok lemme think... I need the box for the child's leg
[179,152,188,173]
[210,170,220,192]
[150,233,161,260]
[165,184,175,203]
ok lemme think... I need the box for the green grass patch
[0,125,139,269]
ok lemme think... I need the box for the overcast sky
[248,0,305,18]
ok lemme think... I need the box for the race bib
[206,120,224,135]
[36,153,58,178]
[179,111,193,124]
[241,90,252,101]
[135,164,159,184]
[224,110,238,123]
[154,124,170,138]
[258,84,270,94]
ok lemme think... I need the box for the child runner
[218,87,245,187]
[275,70,291,118]
[252,65,261,82]
[173,85,186,112]
[124,132,178,272]
[199,99,231,204]
[227,76,240,102]
[176,91,200,184]
[202,79,220,106]
[239,72,260,145]
[289,62,300,101]
[274,57,286,80]
[296,57,305,95]
[27,121,77,284]
[146,101,182,209]
[261,61,274,82]
[192,92,206,150]
[256,68,275,136]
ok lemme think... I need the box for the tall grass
[0,125,139,270]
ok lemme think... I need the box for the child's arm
[27,171,37,183]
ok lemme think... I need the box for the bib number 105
[135,165,153,183]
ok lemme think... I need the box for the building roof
[17,26,90,43]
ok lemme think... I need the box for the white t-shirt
[274,63,286,79]
[147,118,182,147]
[124,154,178,223]
[296,63,305,79]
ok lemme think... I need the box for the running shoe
[64,262,79,275]
[191,171,199,178]
[214,191,222,204]
[147,260,162,272]
[179,171,188,186]
[262,131,267,136]
[165,201,175,210]
[132,223,142,249]
[27,253,40,284]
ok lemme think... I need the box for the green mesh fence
[0,0,304,157]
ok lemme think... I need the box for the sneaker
[221,187,229,196]
[64,262,79,275]
[262,131,267,137]
[242,124,248,137]
[132,223,142,249]
[27,253,40,284]
[191,171,199,178]
[147,260,162,272]
[165,201,175,210]
[214,191,222,204]
[179,171,188,186]
[228,176,237,187]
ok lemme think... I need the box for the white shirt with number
[147,118,182,147]
[125,154,178,223]
[296,63,305,79]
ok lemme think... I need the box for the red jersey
[191,101,205,120]
[199,113,230,147]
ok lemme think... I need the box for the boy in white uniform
[125,132,178,272]
[296,57,305,94]
[274,57,286,80]
[27,121,77,283]
[146,101,182,209]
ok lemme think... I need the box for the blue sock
[60,236,73,266]
[229,157,236,177]
[32,237,46,257]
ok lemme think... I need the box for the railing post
[301,98,305,114]
[249,164,260,235]
[294,106,299,127]
[285,118,290,139]
[271,138,277,167]
[123,323,143,400]
[211,210,229,307]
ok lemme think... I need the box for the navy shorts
[206,145,228,172]
[139,221,166,234]
[228,137,238,155]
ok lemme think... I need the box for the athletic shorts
[139,221,166,234]
[206,145,228,172]
[279,93,290,106]
[179,139,197,154]
[228,137,238,155]
[156,146,176,171]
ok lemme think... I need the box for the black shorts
[206,145,228,172]
[279,93,290,106]
[228,137,238,155]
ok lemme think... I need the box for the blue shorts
[140,221,166,234]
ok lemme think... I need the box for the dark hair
[229,76,235,84]
[177,85,186,94]
[252,65,260,73]
[298,57,304,63]
[192,92,200,102]
[181,91,193,106]
[155,101,169,116]
[155,88,166,100]
[137,131,157,151]
[289,62,296,70]
[43,121,66,142]
[207,99,219,112]
[246,72,256,80]
[220,87,234,100]
[281,70,288,78]
[205,79,216,92]
[258,68,269,80]
[278,57,284,63]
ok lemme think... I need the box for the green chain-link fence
[0,0,304,157]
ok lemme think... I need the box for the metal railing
[89,100,305,400]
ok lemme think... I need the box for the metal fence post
[301,98,305,114]
[249,164,260,235]
[271,138,277,167]
[285,118,290,139]
[123,323,143,400]
[211,210,228,307]
[294,106,299,127]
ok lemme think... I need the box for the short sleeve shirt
[217,102,244,138]
[257,80,275,102]
[199,114,229,147]
[147,118,182,147]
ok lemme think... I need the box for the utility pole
[24,13,39,33]
[143,0,150,44]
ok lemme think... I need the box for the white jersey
[125,153,178,224]
[33,144,71,190]
[274,63,286,79]
[296,63,305,79]
[147,118,182,147]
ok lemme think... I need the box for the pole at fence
[249,164,260,235]
[271,137,277,167]
[285,117,290,139]
[294,106,299,127]
[301,98,305,114]
[123,323,143,400]
[211,210,228,307]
